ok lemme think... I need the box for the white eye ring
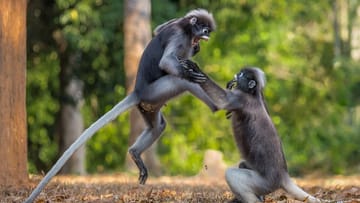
[203,28,209,34]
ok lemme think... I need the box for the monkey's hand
[179,59,207,83]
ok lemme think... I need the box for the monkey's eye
[202,28,209,35]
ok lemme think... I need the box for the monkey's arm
[180,60,232,109]
[158,38,195,77]
[159,53,183,76]
[199,77,230,109]
[180,60,250,111]
[159,51,207,84]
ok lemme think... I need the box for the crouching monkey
[181,60,321,203]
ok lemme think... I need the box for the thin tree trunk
[123,0,162,175]
[348,0,360,125]
[0,0,28,186]
[349,1,360,61]
[55,32,86,174]
[333,0,341,59]
[58,76,85,175]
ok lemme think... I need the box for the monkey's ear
[190,17,197,25]
[248,80,256,89]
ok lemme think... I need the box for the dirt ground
[1,174,359,203]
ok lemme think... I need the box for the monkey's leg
[236,161,266,202]
[128,110,166,184]
[225,168,271,203]
[139,75,217,112]
[281,174,321,203]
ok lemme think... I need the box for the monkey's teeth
[200,36,209,41]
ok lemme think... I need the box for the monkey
[180,60,321,203]
[25,9,216,203]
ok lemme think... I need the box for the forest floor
[1,174,359,203]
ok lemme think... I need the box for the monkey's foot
[129,148,149,185]
[138,168,148,185]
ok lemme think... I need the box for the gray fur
[158,30,192,75]
[153,18,179,35]
[182,62,321,203]
[25,9,216,203]
[185,8,216,31]
[130,7,217,186]
[252,67,266,89]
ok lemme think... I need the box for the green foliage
[27,0,360,176]
[159,96,237,175]
[84,86,130,173]
[27,51,60,173]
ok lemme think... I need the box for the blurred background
[27,0,360,177]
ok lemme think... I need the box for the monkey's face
[226,68,259,95]
[189,17,213,46]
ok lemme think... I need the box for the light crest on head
[252,67,266,89]
[185,8,216,30]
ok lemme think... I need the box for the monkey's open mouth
[200,35,209,41]
[192,36,209,46]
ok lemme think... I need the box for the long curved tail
[282,174,321,203]
[25,93,139,203]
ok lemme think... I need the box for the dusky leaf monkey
[25,9,216,203]
[181,60,321,203]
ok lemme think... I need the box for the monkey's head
[227,67,266,95]
[184,9,216,47]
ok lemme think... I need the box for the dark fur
[135,9,215,92]
[129,8,217,185]
[25,9,216,203]
[226,68,287,189]
[182,61,320,203]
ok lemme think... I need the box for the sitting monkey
[180,60,321,203]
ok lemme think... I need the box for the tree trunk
[123,0,162,175]
[55,31,86,174]
[349,1,360,125]
[333,0,341,58]
[350,1,360,61]
[0,0,28,186]
[58,77,85,175]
